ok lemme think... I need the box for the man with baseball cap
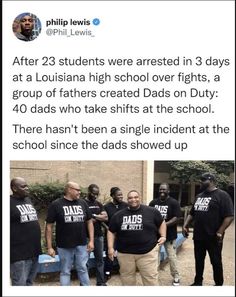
[183,172,234,286]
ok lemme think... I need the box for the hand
[47,247,56,257]
[108,247,115,261]
[87,240,94,252]
[182,227,189,238]
[158,236,166,245]
[216,232,223,243]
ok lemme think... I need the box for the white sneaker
[173,278,180,286]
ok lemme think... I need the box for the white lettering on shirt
[121,215,143,231]
[63,205,85,223]
[154,205,168,219]
[194,197,212,211]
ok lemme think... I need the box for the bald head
[64,181,81,200]
[10,177,29,198]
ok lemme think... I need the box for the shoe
[172,278,180,286]
[96,283,107,286]
[190,282,202,286]
[105,271,111,281]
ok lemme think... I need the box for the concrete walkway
[35,222,234,286]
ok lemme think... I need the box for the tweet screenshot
[2,1,235,296]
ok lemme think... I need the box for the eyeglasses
[69,187,81,192]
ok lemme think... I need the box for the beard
[200,183,209,191]
[88,196,96,202]
[160,193,168,200]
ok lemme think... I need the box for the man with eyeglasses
[85,184,108,286]
[45,181,94,286]
[183,173,234,286]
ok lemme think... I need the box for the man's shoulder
[78,198,88,206]
[142,204,158,212]
[104,201,112,207]
[168,196,180,205]
[50,197,64,206]
[149,198,159,206]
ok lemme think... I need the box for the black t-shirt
[149,196,181,241]
[104,201,128,225]
[109,204,163,254]
[84,198,105,237]
[190,188,234,240]
[10,195,42,263]
[46,197,92,248]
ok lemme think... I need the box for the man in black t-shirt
[183,173,234,286]
[10,177,41,286]
[149,183,181,286]
[107,190,166,286]
[45,181,94,286]
[104,187,127,280]
[84,184,108,286]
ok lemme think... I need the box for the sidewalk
[35,222,235,286]
[103,222,235,286]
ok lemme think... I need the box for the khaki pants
[117,244,160,286]
[164,240,180,279]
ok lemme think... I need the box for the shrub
[29,182,87,211]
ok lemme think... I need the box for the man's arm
[86,219,94,252]
[107,230,116,261]
[92,210,108,222]
[166,216,179,227]
[216,216,234,236]
[182,214,193,237]
[45,223,56,257]
[157,220,167,245]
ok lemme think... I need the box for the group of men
[10,173,234,286]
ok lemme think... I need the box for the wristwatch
[216,232,222,238]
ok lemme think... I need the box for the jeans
[194,239,223,285]
[57,245,90,286]
[10,257,39,286]
[93,236,105,285]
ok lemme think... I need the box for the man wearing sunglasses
[183,173,234,286]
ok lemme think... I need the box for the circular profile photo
[13,12,42,41]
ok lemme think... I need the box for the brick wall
[10,161,147,203]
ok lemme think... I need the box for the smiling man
[107,190,166,286]
[149,183,181,286]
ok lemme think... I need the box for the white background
[2,1,235,296]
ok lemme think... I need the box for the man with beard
[10,177,41,285]
[85,184,108,286]
[149,183,181,286]
[183,173,234,286]
[104,187,128,280]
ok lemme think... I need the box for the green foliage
[29,182,64,211]
[29,182,87,211]
[168,161,233,188]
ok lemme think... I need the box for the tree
[168,161,234,204]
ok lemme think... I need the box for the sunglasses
[69,187,81,192]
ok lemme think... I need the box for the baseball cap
[200,173,216,181]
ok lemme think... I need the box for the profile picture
[13,12,41,42]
